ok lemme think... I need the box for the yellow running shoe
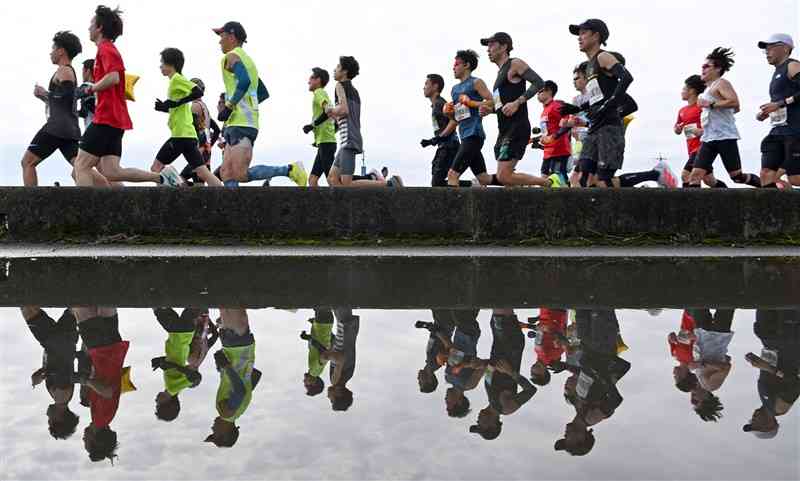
[289,161,308,187]
[548,173,566,189]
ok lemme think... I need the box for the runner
[480,32,563,188]
[303,67,337,187]
[327,56,403,187]
[537,80,571,180]
[74,6,181,187]
[21,31,83,187]
[420,74,470,187]
[151,48,222,187]
[179,78,222,185]
[687,47,761,188]
[561,63,591,187]
[78,59,96,130]
[756,34,800,188]
[214,21,308,188]
[675,75,726,187]
[447,49,498,187]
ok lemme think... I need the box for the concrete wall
[2,256,798,308]
[1,187,799,243]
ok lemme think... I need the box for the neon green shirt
[164,331,194,395]
[221,47,259,130]
[308,320,333,377]
[312,88,336,145]
[167,73,198,139]
[216,343,256,422]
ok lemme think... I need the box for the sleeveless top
[493,58,529,133]
[451,76,485,140]
[43,66,81,140]
[221,47,260,129]
[335,80,363,153]
[769,58,800,136]
[700,79,740,142]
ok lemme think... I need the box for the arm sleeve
[609,62,634,102]
[154,308,179,332]
[209,119,221,144]
[511,375,537,407]
[257,78,269,103]
[522,67,545,100]
[228,62,251,106]
[172,85,204,107]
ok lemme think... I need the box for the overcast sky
[1,1,798,186]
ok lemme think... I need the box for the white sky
[1,0,799,186]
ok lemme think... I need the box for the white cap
[758,33,794,49]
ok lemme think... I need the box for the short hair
[312,67,330,87]
[695,394,724,422]
[205,426,240,447]
[86,426,119,463]
[419,373,438,394]
[331,389,354,411]
[190,77,205,92]
[531,367,552,386]
[456,50,479,71]
[49,407,79,440]
[160,48,185,74]
[82,59,95,71]
[94,5,124,41]
[574,62,588,77]
[426,74,445,93]
[542,80,558,97]
[555,430,596,456]
[447,395,471,418]
[155,395,181,422]
[470,420,502,440]
[706,47,736,75]
[339,56,360,79]
[675,372,699,393]
[306,376,325,397]
[685,74,706,95]
[53,31,82,60]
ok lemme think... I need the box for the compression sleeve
[229,62,251,106]
[312,112,329,127]
[257,78,269,103]
[522,68,545,100]
[609,63,633,102]
[209,118,221,145]
[173,86,204,107]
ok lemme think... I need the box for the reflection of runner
[687,309,734,422]
[302,309,334,396]
[22,307,80,440]
[530,308,568,386]
[22,31,82,186]
[327,309,360,411]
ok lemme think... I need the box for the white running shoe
[160,165,184,187]
[654,160,678,188]
[387,175,404,187]
[368,168,385,182]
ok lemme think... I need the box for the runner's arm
[473,79,495,109]
[502,373,537,414]
[226,56,251,107]
[597,52,633,105]
[712,79,740,111]
[439,120,457,138]
[209,119,221,145]
[511,58,544,104]
[779,62,800,106]
[328,82,349,118]
[90,71,120,94]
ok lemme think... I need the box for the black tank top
[43,66,81,140]
[769,58,800,136]
[493,58,529,133]
[586,50,624,129]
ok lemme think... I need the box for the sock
[618,170,659,187]
[490,174,503,186]
[224,179,239,188]
[714,180,728,188]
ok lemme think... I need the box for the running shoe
[160,165,184,187]
[368,168,385,182]
[387,175,404,187]
[654,160,678,188]
[289,161,308,187]
[548,173,566,189]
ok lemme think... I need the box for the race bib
[701,108,710,128]
[454,103,471,122]
[432,116,439,133]
[586,78,604,105]
[683,125,699,139]
[539,120,549,137]
[448,349,465,367]
[577,371,594,399]
[493,89,503,111]
[677,329,693,344]
[770,107,788,127]
[761,349,779,368]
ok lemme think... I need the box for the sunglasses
[701,63,714,70]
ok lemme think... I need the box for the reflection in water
[4,298,800,479]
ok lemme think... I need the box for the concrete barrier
[1,187,799,244]
[2,256,798,308]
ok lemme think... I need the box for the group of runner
[22,8,800,190]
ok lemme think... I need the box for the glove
[559,102,583,116]
[302,124,314,134]
[151,356,167,371]
[154,99,175,113]
[75,82,94,100]
[186,370,202,387]
[218,105,233,122]
[213,350,230,371]
[420,137,441,148]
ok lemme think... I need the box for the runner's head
[569,19,609,52]
[530,359,552,386]
[445,388,471,418]
[682,74,706,101]
[204,416,240,447]
[328,384,354,411]
[82,59,94,82]
[692,390,724,422]
[573,62,588,92]
[154,391,180,422]
[90,5,123,43]
[218,92,226,113]
[334,56,360,82]
[213,21,247,54]
[424,73,445,99]
[417,367,438,393]
[46,403,79,440]
[83,425,119,463]
[453,49,479,80]
[304,373,325,396]
[159,47,185,76]
[758,34,794,66]
[555,422,595,456]
[308,67,329,92]
[480,32,513,64]
[469,407,502,440]
[51,31,81,65]
[537,80,558,105]
[702,47,735,82]
[190,78,205,96]
[743,407,780,439]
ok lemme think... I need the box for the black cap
[213,21,247,43]
[480,32,513,51]
[569,19,609,45]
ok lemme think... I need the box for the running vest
[193,99,212,144]
[43,66,81,140]
[216,343,256,422]
[221,47,260,130]
[700,79,740,142]
[450,76,485,140]
[334,80,363,153]
[769,59,800,136]
[493,58,529,132]
[585,50,624,129]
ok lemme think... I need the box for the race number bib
[493,89,503,111]
[432,116,439,133]
[761,349,779,368]
[576,371,594,399]
[540,121,549,137]
[454,103,471,122]
[683,125,699,139]
[447,349,465,367]
[586,78,604,105]
[701,108,710,128]
[770,107,788,127]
